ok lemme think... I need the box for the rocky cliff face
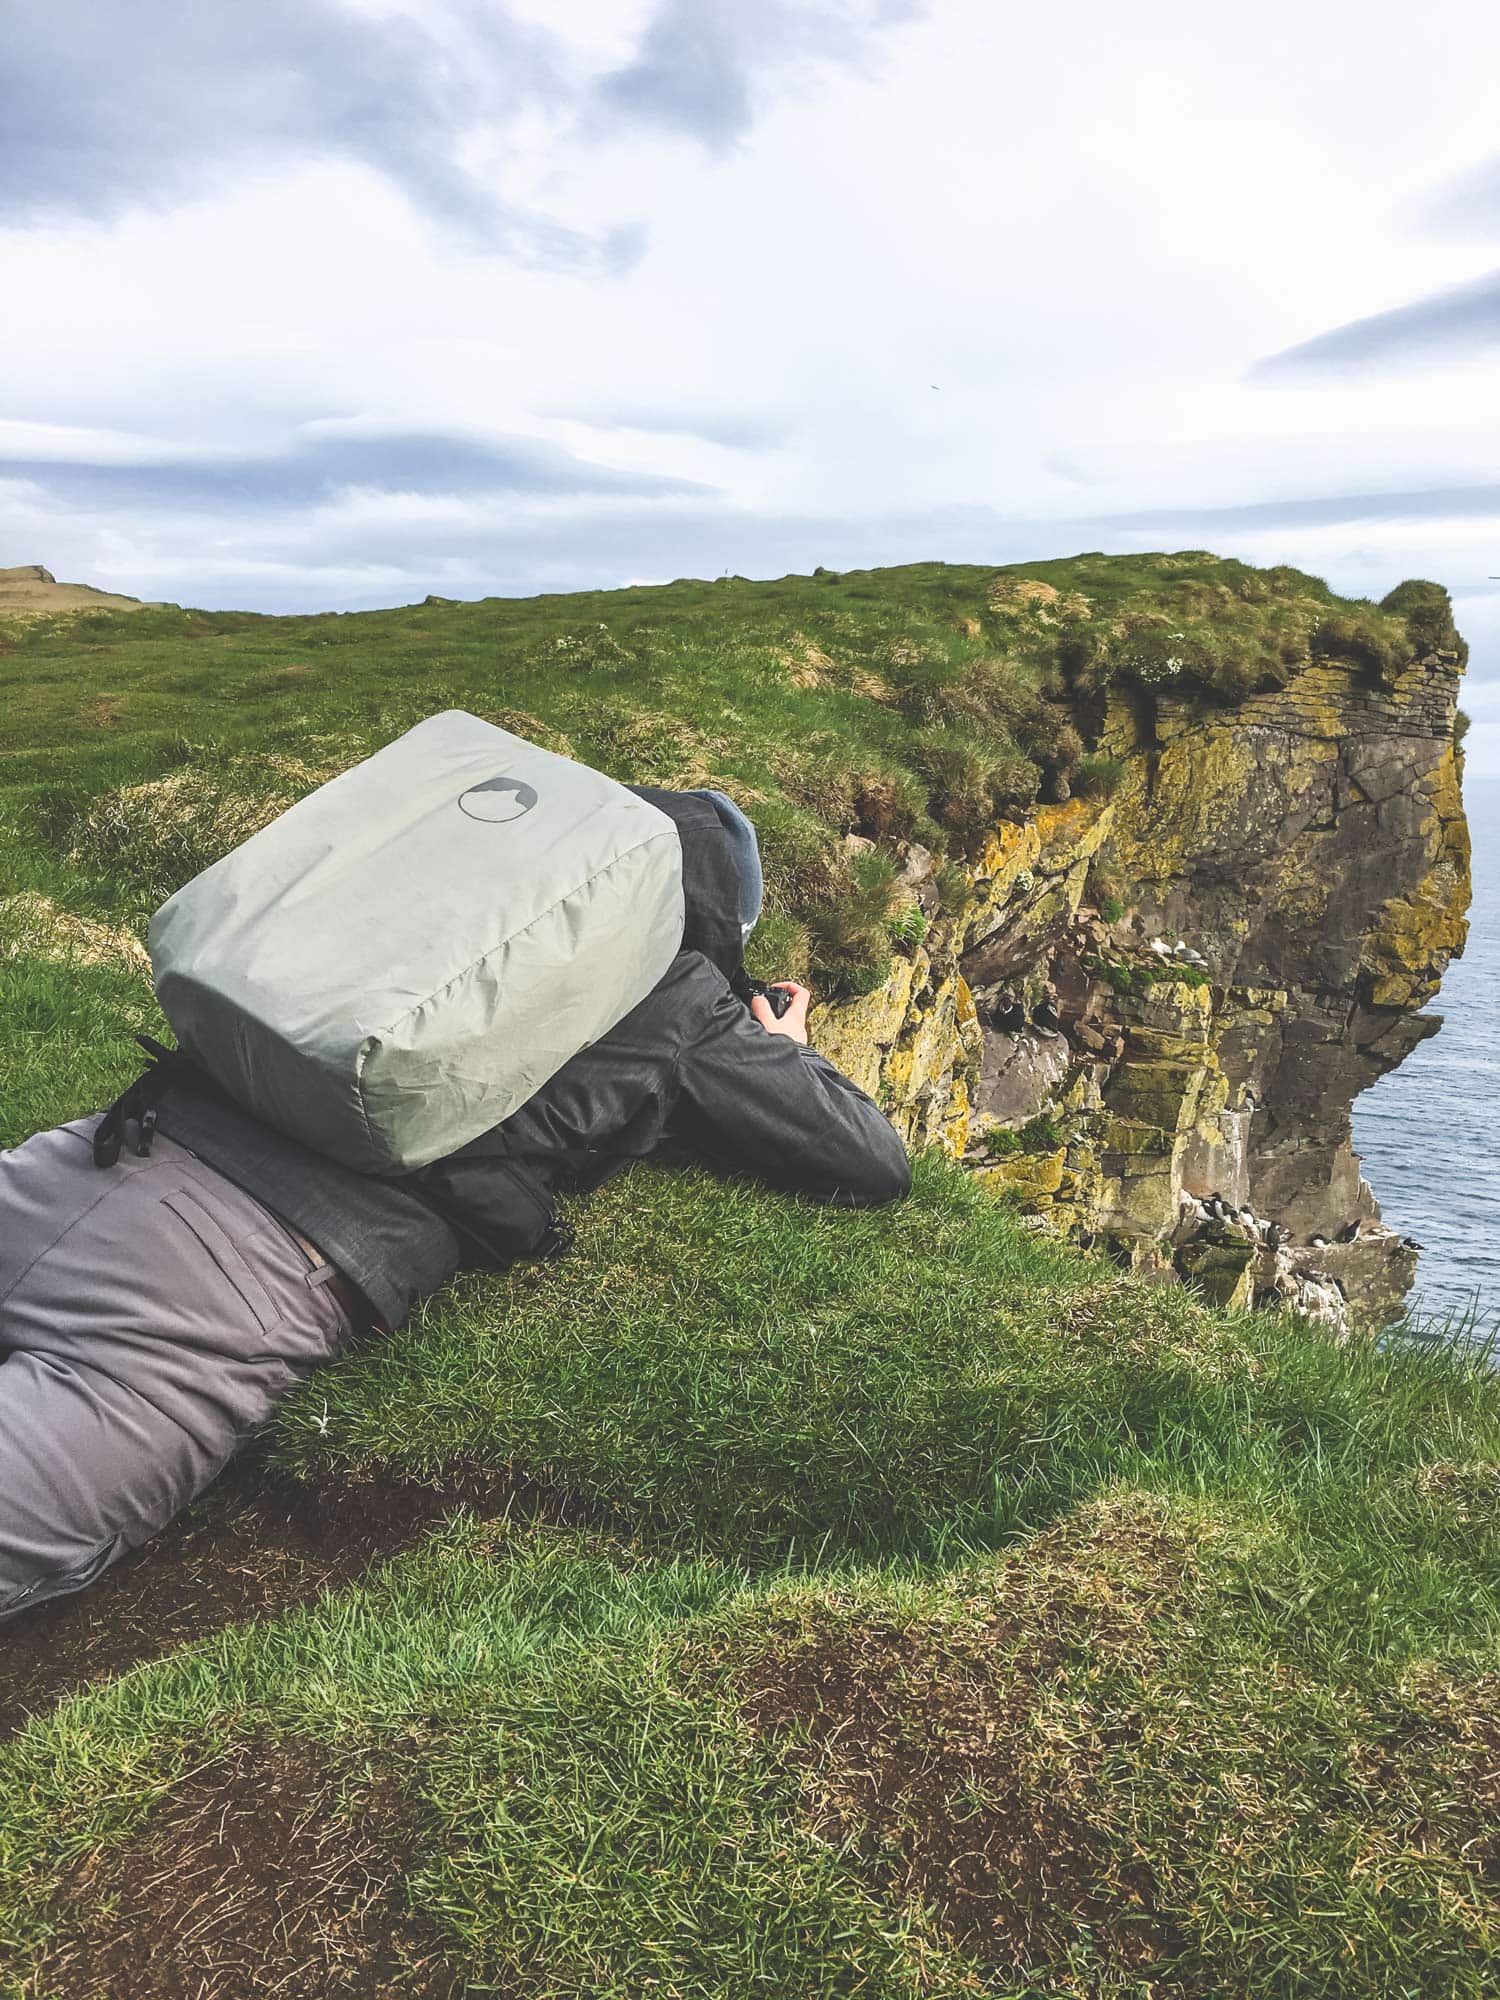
[813,635,1470,1330]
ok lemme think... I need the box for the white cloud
[0,0,1495,713]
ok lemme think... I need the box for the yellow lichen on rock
[890,968,963,1102]
[808,952,920,1099]
[1033,796,1115,869]
[809,615,1469,1324]
[953,975,982,1058]
[961,819,1043,948]
[939,1075,971,1156]
[975,1148,1066,1199]
[1363,744,1470,1007]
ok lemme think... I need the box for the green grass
[1086,950,1210,998]
[2,1460,1496,1995]
[1,558,1495,1996]
[1,551,1451,993]
[985,1114,1063,1158]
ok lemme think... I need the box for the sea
[1352,773,1499,1346]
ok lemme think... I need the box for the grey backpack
[149,710,684,1172]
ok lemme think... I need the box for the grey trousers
[0,1117,350,1621]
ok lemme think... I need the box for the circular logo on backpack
[459,775,539,823]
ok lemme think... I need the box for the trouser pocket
[159,1185,281,1333]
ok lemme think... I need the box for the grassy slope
[1,559,1496,1998]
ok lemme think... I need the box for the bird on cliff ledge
[1031,998,1064,1038]
[988,995,1027,1035]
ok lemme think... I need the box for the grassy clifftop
[0,551,1459,996]
[1,557,1496,1998]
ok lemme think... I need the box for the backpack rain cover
[149,711,685,1172]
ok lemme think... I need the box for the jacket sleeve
[666,968,912,1207]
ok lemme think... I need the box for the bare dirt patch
[738,1497,1204,1985]
[851,771,918,841]
[0,1458,580,1741]
[32,1737,468,1999]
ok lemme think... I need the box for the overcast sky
[3,0,1498,761]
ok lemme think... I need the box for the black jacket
[124,949,909,1329]
[410,948,912,1263]
[401,784,910,1274]
[107,780,907,1326]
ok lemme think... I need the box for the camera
[744,979,794,1019]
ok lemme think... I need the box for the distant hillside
[0,561,157,619]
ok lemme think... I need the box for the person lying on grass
[0,789,910,1623]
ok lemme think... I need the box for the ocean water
[1351,773,1499,1341]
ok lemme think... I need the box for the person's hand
[751,981,810,1044]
